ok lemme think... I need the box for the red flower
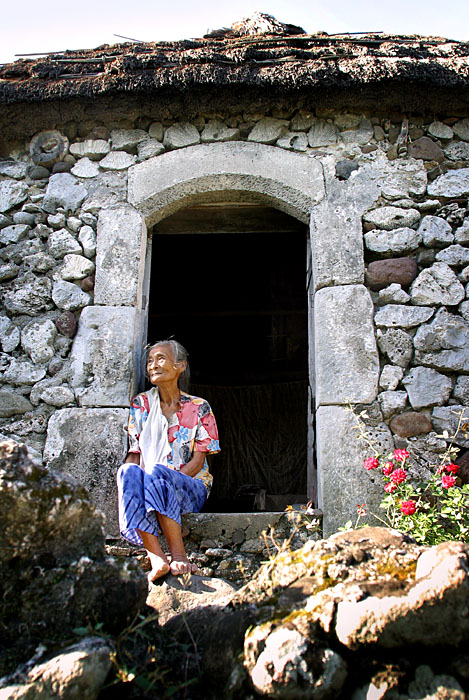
[382,462,394,476]
[384,482,397,493]
[400,500,416,515]
[364,457,379,471]
[441,474,456,489]
[390,468,407,484]
[445,463,459,474]
[394,449,410,463]
[356,504,367,516]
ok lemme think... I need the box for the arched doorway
[147,202,313,511]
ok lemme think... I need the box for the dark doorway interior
[147,204,309,511]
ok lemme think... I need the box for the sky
[1,0,468,65]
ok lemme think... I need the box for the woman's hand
[179,451,206,478]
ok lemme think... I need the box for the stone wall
[0,107,468,535]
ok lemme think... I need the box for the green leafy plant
[348,407,469,546]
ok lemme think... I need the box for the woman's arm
[179,451,205,478]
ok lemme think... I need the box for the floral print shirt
[127,388,220,493]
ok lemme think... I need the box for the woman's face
[147,344,185,387]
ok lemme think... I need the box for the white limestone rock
[136,139,165,161]
[47,228,82,258]
[427,168,469,197]
[67,216,82,233]
[0,224,30,245]
[402,367,453,409]
[0,389,33,417]
[201,120,240,143]
[99,151,136,171]
[71,157,100,178]
[0,160,29,179]
[378,390,408,419]
[414,308,469,372]
[374,305,434,328]
[21,319,57,364]
[363,206,420,231]
[42,173,87,214]
[52,280,91,311]
[0,263,19,282]
[81,171,127,213]
[163,122,200,149]
[248,118,289,145]
[111,129,149,152]
[307,120,339,147]
[382,160,428,199]
[3,357,47,385]
[70,139,110,160]
[364,227,422,254]
[378,284,410,305]
[432,406,469,448]
[418,215,454,247]
[60,254,95,281]
[36,385,75,407]
[78,225,96,258]
[453,376,469,404]
[410,262,465,306]
[276,131,308,151]
[47,212,66,229]
[444,141,469,161]
[0,314,20,351]
[379,364,404,390]
[455,219,469,244]
[0,180,28,213]
[453,118,469,142]
[460,300,469,322]
[435,245,469,266]
[3,274,53,316]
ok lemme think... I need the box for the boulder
[42,173,87,214]
[0,181,28,213]
[402,367,453,410]
[147,574,237,626]
[20,319,57,364]
[418,215,454,247]
[363,206,420,231]
[110,128,149,153]
[379,364,404,390]
[408,136,444,162]
[374,304,434,328]
[307,120,339,147]
[435,244,469,266]
[364,226,422,254]
[427,168,469,198]
[47,228,82,259]
[248,118,289,145]
[453,119,469,141]
[136,138,165,160]
[0,637,113,700]
[414,308,469,373]
[51,281,91,311]
[0,441,147,674]
[3,274,53,316]
[410,262,465,306]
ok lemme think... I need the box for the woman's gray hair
[146,339,190,391]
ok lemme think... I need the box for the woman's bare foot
[170,555,198,576]
[147,554,170,583]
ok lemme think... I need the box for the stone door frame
[69,142,390,534]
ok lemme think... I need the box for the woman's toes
[170,557,197,576]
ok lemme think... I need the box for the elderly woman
[117,340,220,582]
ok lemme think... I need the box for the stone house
[0,14,468,537]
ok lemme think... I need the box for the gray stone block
[374,305,434,328]
[427,168,469,197]
[95,204,146,306]
[128,142,324,226]
[315,285,379,406]
[42,173,87,214]
[43,407,129,534]
[316,405,393,536]
[402,367,453,409]
[70,305,137,407]
[410,263,465,306]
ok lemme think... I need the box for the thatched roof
[0,13,468,138]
